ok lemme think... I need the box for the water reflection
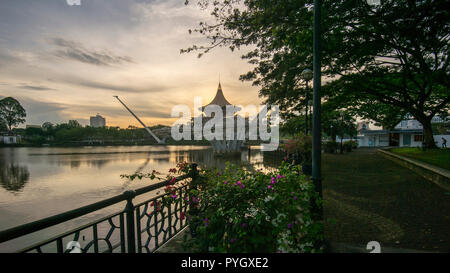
[0,146,285,252]
[0,163,30,192]
[0,146,283,195]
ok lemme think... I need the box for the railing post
[188,163,199,238]
[190,163,198,183]
[123,190,136,253]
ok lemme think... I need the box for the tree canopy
[183,0,449,148]
[0,97,26,132]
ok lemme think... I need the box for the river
[0,145,279,252]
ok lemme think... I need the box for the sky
[0,0,261,128]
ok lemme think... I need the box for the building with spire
[197,83,245,154]
[202,83,232,108]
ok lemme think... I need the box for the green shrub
[282,133,312,165]
[324,141,338,153]
[343,141,353,152]
[185,162,323,253]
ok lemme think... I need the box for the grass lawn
[390,147,450,170]
[322,148,450,252]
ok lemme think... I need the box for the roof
[202,83,232,109]
[359,129,423,136]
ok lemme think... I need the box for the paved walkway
[323,148,450,252]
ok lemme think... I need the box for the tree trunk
[422,120,437,149]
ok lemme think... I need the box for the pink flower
[237,180,242,185]
[224,180,228,185]
[170,177,176,184]
[268,185,272,189]
[240,184,245,189]
[171,194,177,199]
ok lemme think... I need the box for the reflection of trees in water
[84,159,111,169]
[0,163,30,192]
[189,149,265,171]
[55,158,111,169]
[187,149,281,173]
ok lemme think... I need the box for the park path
[323,148,450,252]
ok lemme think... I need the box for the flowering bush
[185,162,323,253]
[121,161,191,207]
[283,133,312,164]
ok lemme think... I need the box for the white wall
[2,136,17,144]
[410,134,423,147]
[434,135,450,148]
[358,134,449,148]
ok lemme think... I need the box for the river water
[0,145,278,252]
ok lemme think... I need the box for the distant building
[90,114,106,128]
[1,135,20,145]
[357,115,449,147]
[26,125,42,129]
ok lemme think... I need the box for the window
[414,135,423,142]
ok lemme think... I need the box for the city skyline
[0,0,262,128]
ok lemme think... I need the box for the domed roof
[203,83,232,108]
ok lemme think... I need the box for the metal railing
[0,164,198,253]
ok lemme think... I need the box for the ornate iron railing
[0,164,198,253]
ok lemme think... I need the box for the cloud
[17,97,67,125]
[0,0,262,127]
[49,37,133,66]
[18,84,56,91]
[54,75,172,94]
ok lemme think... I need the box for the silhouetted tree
[184,0,449,148]
[0,97,26,132]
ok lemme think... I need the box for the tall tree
[183,0,449,148]
[0,119,7,131]
[0,97,26,132]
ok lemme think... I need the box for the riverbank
[0,141,211,148]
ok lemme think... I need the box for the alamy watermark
[66,241,82,253]
[171,97,279,151]
[367,0,381,5]
[66,0,81,6]
[366,241,381,253]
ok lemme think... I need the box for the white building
[90,114,106,128]
[1,135,20,144]
[357,116,449,148]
